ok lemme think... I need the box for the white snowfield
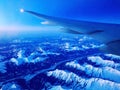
[105,54,120,60]
[47,69,120,90]
[48,55,120,90]
[10,50,47,65]
[87,56,120,70]
[1,49,120,90]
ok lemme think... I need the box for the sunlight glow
[20,9,24,13]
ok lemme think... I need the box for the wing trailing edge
[22,9,120,55]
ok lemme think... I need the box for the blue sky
[0,0,120,29]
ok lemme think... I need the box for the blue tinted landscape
[0,0,120,90]
[0,31,120,90]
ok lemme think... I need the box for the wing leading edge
[22,9,120,55]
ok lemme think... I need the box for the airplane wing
[21,9,120,55]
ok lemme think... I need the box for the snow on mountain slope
[0,36,120,90]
